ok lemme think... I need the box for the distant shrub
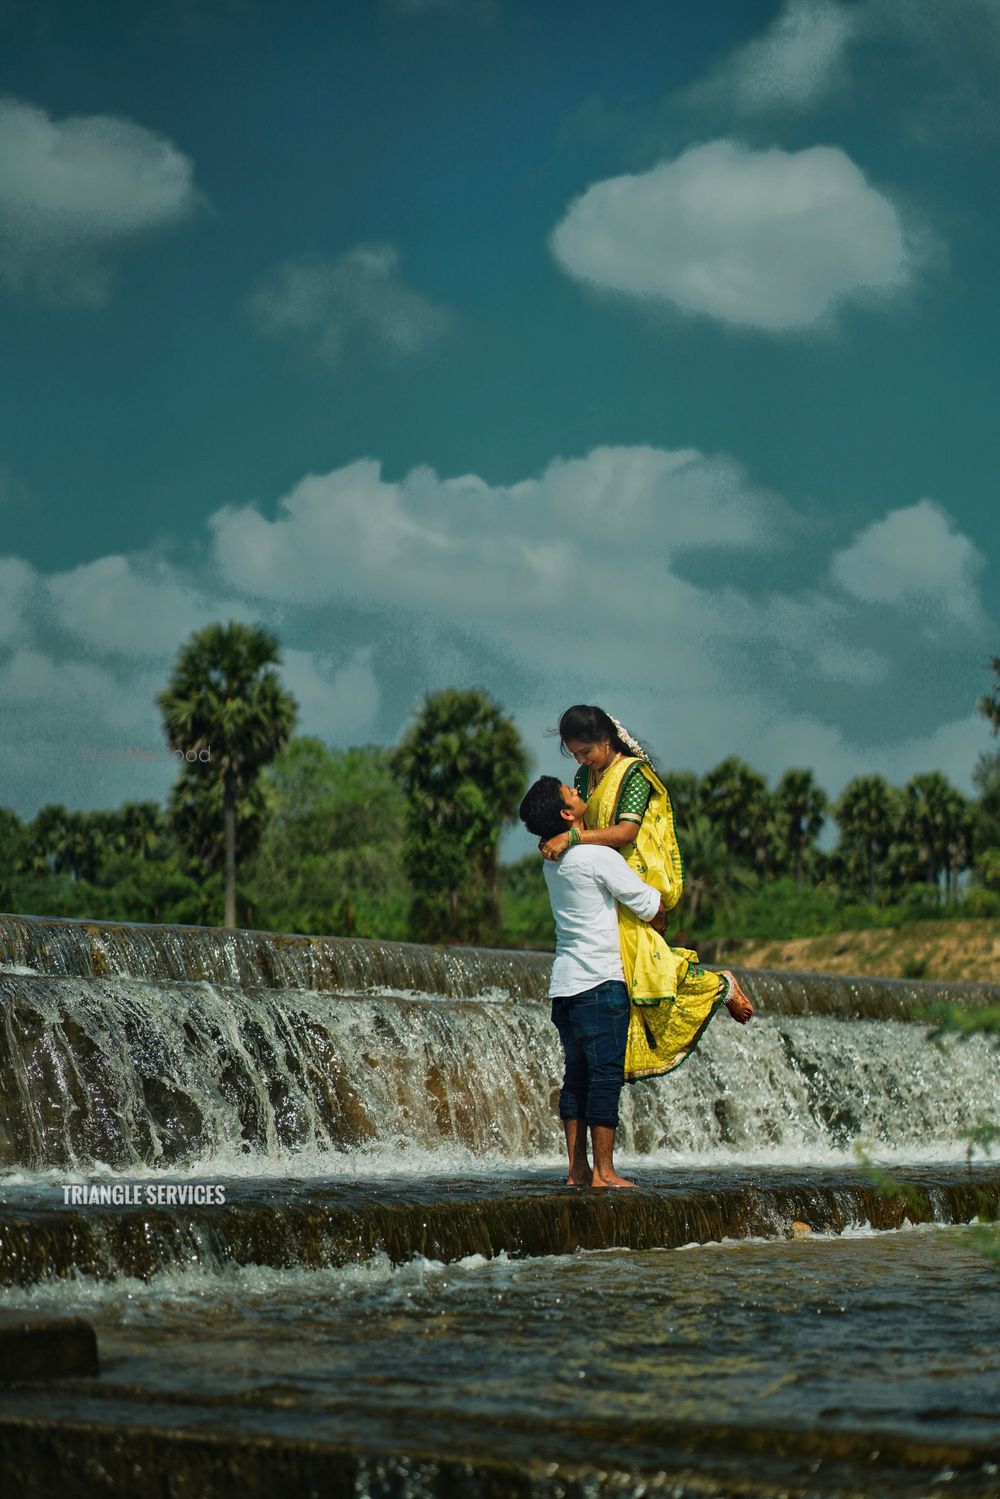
[499,855,553,949]
[971,849,1000,895]
[707,878,842,941]
[962,887,1000,918]
[711,877,983,944]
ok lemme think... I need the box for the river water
[1,914,999,1497]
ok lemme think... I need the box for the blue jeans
[551,980,630,1129]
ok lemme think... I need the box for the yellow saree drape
[585,757,728,1082]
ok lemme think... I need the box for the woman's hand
[539,832,572,861]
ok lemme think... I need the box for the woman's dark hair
[557,704,657,773]
[519,776,569,840]
[558,704,625,754]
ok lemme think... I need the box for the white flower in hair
[610,714,651,763]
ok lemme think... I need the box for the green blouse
[574,761,651,826]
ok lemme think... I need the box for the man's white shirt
[544,844,660,997]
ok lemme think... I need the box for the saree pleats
[585,758,728,1082]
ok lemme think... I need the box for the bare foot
[721,970,753,1024]
[590,1171,636,1189]
[565,1169,593,1186]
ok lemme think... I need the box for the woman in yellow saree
[540,704,751,1082]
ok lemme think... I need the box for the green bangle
[567,826,581,847]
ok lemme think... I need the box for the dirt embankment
[719,918,1000,984]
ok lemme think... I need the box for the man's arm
[589,846,663,923]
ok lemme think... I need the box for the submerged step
[0,1314,99,1383]
[0,1400,998,1499]
[2,1166,996,1287]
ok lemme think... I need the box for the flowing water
[1,913,999,1497]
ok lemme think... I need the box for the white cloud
[550,140,917,333]
[247,245,453,366]
[45,554,235,657]
[678,0,1000,137]
[209,446,784,634]
[733,707,996,799]
[683,0,858,115]
[0,647,153,731]
[0,97,200,304]
[883,712,997,795]
[732,591,891,685]
[281,648,380,742]
[1,449,993,817]
[0,555,35,641]
[0,648,177,809]
[0,544,382,813]
[812,641,888,686]
[829,500,987,624]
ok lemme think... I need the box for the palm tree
[904,772,970,901]
[677,812,757,929]
[167,768,268,879]
[834,775,899,903]
[158,622,298,929]
[391,687,528,944]
[24,804,74,878]
[662,769,699,828]
[118,801,165,862]
[774,769,828,884]
[65,811,107,884]
[698,756,774,877]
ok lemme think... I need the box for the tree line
[1,626,998,948]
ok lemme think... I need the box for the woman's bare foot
[590,1171,636,1189]
[721,970,753,1023]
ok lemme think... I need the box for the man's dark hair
[519,775,569,840]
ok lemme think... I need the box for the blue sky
[1,0,998,851]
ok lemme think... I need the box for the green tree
[157,622,298,929]
[498,855,552,950]
[833,775,899,903]
[676,812,756,929]
[248,738,409,938]
[23,804,74,878]
[773,769,828,884]
[973,752,1000,854]
[167,769,268,889]
[391,688,529,945]
[662,769,699,829]
[903,772,970,902]
[978,655,1000,734]
[22,805,109,883]
[698,756,774,877]
[0,808,27,907]
[116,801,166,863]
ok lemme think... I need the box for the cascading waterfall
[1,971,997,1175]
[2,911,998,1181]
